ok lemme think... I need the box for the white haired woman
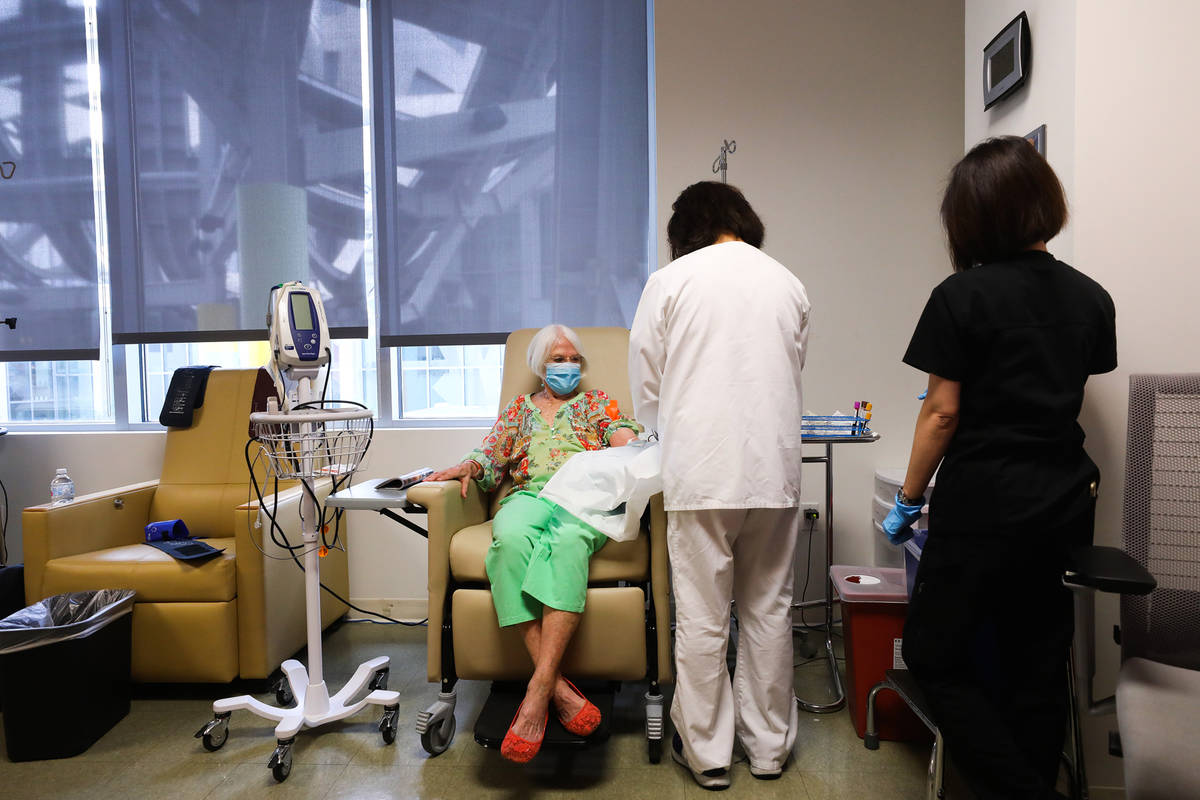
[426,324,639,763]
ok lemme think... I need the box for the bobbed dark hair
[666,181,765,260]
[941,136,1068,272]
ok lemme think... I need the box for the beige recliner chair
[406,327,672,760]
[22,368,348,683]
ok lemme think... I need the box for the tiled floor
[0,622,938,799]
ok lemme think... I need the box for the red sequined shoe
[500,701,548,764]
[558,678,602,737]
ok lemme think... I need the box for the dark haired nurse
[884,136,1117,800]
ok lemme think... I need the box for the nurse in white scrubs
[629,181,810,789]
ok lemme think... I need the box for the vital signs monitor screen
[290,293,314,330]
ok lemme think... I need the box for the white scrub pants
[668,507,801,773]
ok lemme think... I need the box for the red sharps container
[830,565,930,742]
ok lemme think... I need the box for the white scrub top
[628,240,810,511]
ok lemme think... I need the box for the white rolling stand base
[197,656,401,782]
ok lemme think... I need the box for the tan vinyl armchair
[406,327,672,761]
[22,368,348,683]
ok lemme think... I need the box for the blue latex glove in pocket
[882,492,923,545]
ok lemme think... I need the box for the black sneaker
[671,733,730,791]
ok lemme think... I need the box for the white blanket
[539,440,662,542]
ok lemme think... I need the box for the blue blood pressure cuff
[145,518,191,542]
[144,519,225,561]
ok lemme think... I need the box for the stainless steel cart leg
[798,443,846,713]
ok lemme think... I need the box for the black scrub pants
[902,516,1090,800]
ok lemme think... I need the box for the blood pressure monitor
[268,281,329,370]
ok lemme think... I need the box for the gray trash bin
[0,589,135,761]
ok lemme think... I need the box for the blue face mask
[544,362,581,395]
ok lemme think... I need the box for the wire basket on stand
[250,405,374,481]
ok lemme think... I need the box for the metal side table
[796,431,881,713]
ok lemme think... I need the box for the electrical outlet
[802,503,820,521]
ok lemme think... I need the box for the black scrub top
[903,250,1117,536]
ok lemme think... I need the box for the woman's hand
[882,492,923,546]
[426,461,481,499]
[608,428,637,447]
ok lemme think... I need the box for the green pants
[485,490,608,627]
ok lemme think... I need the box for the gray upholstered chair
[1103,374,1200,798]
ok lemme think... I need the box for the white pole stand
[196,373,400,783]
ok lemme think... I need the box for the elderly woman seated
[426,324,640,763]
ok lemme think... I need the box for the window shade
[376,0,651,346]
[0,0,102,362]
[109,0,369,345]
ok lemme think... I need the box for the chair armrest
[21,480,159,603]
[1065,546,1157,595]
[235,479,305,515]
[406,479,489,683]
[405,480,489,546]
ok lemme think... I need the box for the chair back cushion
[149,368,275,538]
[499,327,634,417]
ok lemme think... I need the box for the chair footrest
[473,681,615,749]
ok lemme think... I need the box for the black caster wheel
[369,668,390,692]
[269,740,294,783]
[380,704,400,744]
[202,725,228,752]
[648,737,663,764]
[275,678,295,707]
[194,713,231,752]
[420,715,456,756]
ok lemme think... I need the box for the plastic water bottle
[50,468,75,507]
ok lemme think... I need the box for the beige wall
[655,0,964,584]
[0,431,167,535]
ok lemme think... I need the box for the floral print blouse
[464,389,640,496]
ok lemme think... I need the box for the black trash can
[0,589,135,761]
[0,564,24,619]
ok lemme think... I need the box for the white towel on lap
[539,440,662,542]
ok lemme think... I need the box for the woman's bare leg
[517,619,588,722]
[510,609,583,739]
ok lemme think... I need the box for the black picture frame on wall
[983,11,1031,110]
[1026,124,1046,155]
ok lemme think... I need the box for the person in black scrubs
[882,136,1117,800]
